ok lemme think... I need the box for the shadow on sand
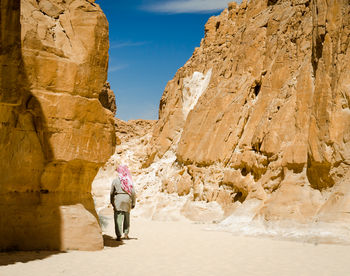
[0,251,65,266]
[103,235,139,248]
[103,235,124,248]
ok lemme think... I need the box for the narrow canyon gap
[94,0,350,242]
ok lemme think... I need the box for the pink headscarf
[116,165,134,195]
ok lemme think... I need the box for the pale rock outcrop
[144,0,350,242]
[0,0,115,251]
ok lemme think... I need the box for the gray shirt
[110,177,136,212]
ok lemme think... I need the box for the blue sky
[97,0,238,121]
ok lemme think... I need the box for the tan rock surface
[144,0,350,239]
[0,0,115,251]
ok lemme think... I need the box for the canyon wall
[0,0,115,251]
[146,0,350,236]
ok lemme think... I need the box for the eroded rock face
[0,0,115,251]
[99,82,117,115]
[148,0,350,232]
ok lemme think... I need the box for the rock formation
[99,82,117,115]
[142,0,350,241]
[0,0,115,251]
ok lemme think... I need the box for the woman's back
[111,177,135,212]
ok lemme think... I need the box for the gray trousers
[114,210,130,238]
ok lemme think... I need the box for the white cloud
[144,0,240,14]
[109,64,128,72]
[110,41,150,49]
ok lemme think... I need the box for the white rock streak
[182,69,212,119]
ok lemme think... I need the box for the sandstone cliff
[144,0,350,241]
[0,0,115,250]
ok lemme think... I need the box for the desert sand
[1,216,350,276]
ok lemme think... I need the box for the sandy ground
[1,217,350,276]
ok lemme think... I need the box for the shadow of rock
[1,0,114,252]
[0,0,61,252]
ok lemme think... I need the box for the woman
[110,165,136,241]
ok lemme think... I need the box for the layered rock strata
[146,0,350,240]
[0,0,115,251]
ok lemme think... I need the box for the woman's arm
[110,181,116,210]
[131,188,136,209]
